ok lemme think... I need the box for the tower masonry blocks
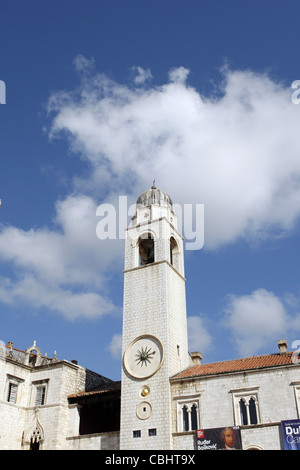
[120,185,191,450]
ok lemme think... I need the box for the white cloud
[168,66,190,84]
[187,315,212,353]
[131,66,153,85]
[107,333,122,360]
[224,288,300,356]
[73,54,95,74]
[0,194,121,319]
[2,60,300,324]
[0,274,115,320]
[48,61,300,249]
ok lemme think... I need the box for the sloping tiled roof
[68,381,121,400]
[172,352,298,380]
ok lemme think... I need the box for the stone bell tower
[120,184,191,450]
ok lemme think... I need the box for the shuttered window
[7,383,18,403]
[35,386,46,406]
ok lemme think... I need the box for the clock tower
[120,184,191,449]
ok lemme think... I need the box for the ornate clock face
[124,335,164,379]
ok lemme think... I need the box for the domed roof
[136,182,173,209]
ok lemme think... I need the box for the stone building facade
[171,344,300,450]
[0,340,118,450]
[1,186,300,450]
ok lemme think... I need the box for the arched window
[191,404,198,430]
[30,436,40,450]
[138,233,155,266]
[249,397,258,425]
[182,405,189,432]
[25,341,42,367]
[29,350,38,366]
[170,237,176,265]
[170,236,180,272]
[238,395,259,425]
[239,398,248,425]
[26,420,44,450]
[180,402,199,432]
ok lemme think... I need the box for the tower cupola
[133,182,176,228]
[136,182,173,210]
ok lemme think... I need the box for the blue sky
[1,0,300,380]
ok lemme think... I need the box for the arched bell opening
[138,233,155,266]
[170,236,180,272]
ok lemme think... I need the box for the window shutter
[7,383,18,403]
[35,386,46,406]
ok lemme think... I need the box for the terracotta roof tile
[172,352,298,380]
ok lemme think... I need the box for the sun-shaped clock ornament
[124,335,164,379]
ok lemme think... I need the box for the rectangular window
[133,430,141,438]
[148,428,157,436]
[7,383,18,403]
[35,385,46,406]
[31,379,48,407]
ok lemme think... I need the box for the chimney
[277,339,288,355]
[191,351,202,365]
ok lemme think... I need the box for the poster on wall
[281,420,300,450]
[196,426,242,450]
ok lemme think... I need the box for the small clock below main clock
[123,335,164,379]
